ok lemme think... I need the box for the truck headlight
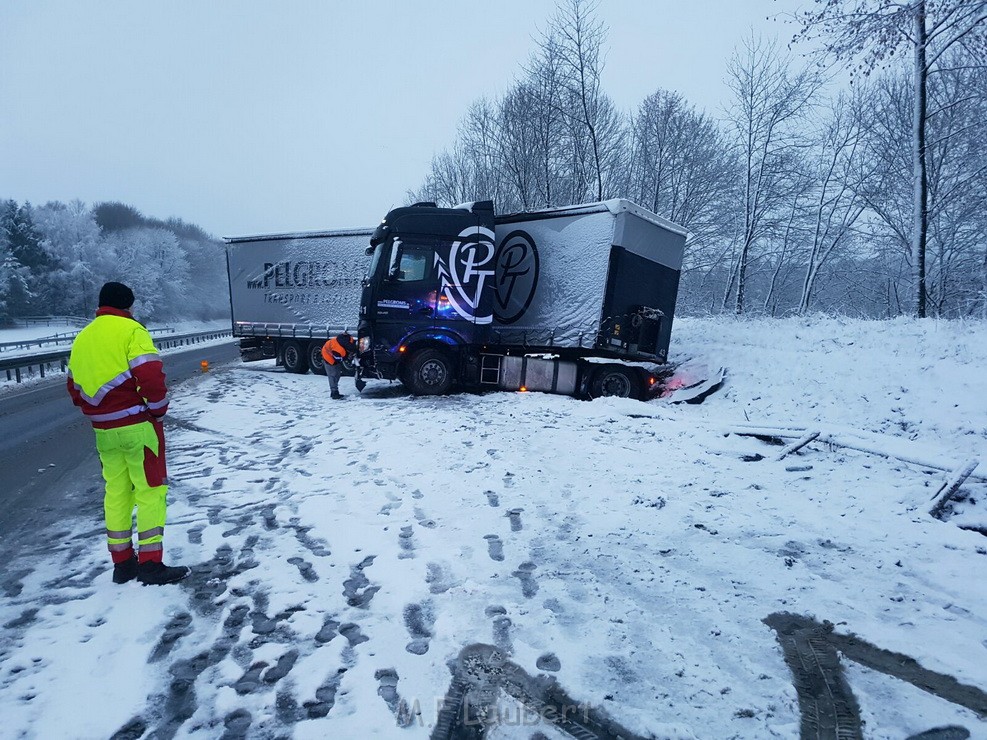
[358,336,370,353]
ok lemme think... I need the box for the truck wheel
[282,340,309,374]
[405,348,454,395]
[591,365,641,400]
[309,342,326,375]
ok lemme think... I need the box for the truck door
[372,235,440,350]
[432,210,497,343]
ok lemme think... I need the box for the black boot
[112,554,138,584]
[331,391,343,399]
[137,560,191,586]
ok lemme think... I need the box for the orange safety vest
[321,336,351,365]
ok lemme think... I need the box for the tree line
[0,199,228,323]
[409,0,987,318]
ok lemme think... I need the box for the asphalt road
[0,340,241,563]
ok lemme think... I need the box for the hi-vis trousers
[93,420,168,564]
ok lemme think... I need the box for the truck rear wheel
[405,348,454,395]
[282,340,309,374]
[591,365,641,400]
[308,342,326,375]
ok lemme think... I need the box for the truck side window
[395,245,431,282]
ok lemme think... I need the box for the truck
[355,199,687,401]
[224,227,371,375]
[226,199,696,402]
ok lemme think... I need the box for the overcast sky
[0,0,812,238]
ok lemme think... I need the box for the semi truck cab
[358,201,497,393]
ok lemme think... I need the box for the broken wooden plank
[730,424,987,482]
[726,425,806,440]
[929,459,980,519]
[774,430,821,462]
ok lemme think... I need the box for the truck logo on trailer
[494,230,539,324]
[435,226,496,324]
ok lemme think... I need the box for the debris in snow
[930,460,980,519]
[774,430,821,461]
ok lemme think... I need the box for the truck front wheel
[282,340,309,374]
[591,365,641,400]
[405,348,455,395]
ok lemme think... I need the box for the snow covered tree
[100,227,190,320]
[30,200,104,315]
[0,199,49,316]
[796,0,987,317]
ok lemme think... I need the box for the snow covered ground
[1,316,985,739]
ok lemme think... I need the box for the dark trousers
[324,359,342,394]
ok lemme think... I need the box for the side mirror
[387,239,403,280]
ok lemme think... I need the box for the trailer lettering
[247,260,365,290]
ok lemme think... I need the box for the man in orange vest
[321,332,356,399]
[67,282,190,586]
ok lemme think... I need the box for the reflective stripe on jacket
[67,307,169,429]
[321,335,352,366]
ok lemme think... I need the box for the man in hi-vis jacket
[321,332,357,399]
[67,282,190,586]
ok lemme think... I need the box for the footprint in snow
[486,605,513,653]
[339,622,369,647]
[426,562,452,594]
[513,561,539,598]
[414,507,437,528]
[398,525,416,559]
[483,534,505,562]
[343,556,380,607]
[287,557,318,582]
[375,668,414,727]
[403,601,435,655]
[262,649,299,684]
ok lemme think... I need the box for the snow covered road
[1,317,985,739]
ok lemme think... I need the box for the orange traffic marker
[200,360,210,373]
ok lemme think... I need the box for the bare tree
[798,91,868,314]
[522,35,569,207]
[541,0,625,202]
[796,0,987,317]
[724,36,823,314]
[497,83,540,210]
[628,90,735,239]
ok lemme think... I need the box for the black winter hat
[98,281,135,310]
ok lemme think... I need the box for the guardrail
[0,329,233,384]
[0,325,177,353]
[9,315,90,328]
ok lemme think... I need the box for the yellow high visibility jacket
[67,308,169,429]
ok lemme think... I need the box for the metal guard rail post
[0,329,233,384]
